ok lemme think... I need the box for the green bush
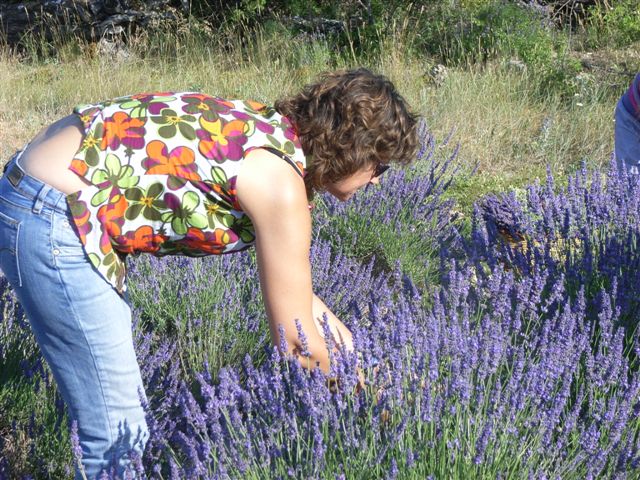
[586,0,640,48]
[418,1,560,67]
[196,0,415,60]
[415,1,587,100]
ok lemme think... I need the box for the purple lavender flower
[70,421,85,476]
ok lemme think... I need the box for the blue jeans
[0,151,148,479]
[615,97,640,174]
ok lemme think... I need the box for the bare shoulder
[236,148,308,220]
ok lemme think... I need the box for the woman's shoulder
[236,147,308,216]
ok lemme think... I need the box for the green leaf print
[124,183,167,221]
[167,176,187,191]
[91,169,109,185]
[221,214,235,228]
[211,166,228,185]
[147,182,164,198]
[106,257,125,284]
[91,188,112,207]
[283,141,295,155]
[85,148,100,168]
[145,207,164,221]
[88,253,101,269]
[238,228,255,243]
[244,120,255,137]
[266,134,282,149]
[230,215,255,243]
[158,125,176,139]
[171,217,188,235]
[182,191,200,211]
[188,213,208,229]
[124,188,144,202]
[80,122,104,168]
[103,252,115,266]
[117,166,138,189]
[105,153,121,175]
[178,122,196,140]
[89,154,139,206]
[162,190,207,235]
[125,203,145,221]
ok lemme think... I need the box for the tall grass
[0,23,624,189]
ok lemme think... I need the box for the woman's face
[325,164,381,202]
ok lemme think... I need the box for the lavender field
[0,126,639,479]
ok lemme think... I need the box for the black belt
[3,160,25,188]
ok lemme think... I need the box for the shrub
[417,1,558,66]
[585,0,640,49]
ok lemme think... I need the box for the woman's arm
[311,294,353,351]
[236,149,339,375]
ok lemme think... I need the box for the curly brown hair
[274,68,419,198]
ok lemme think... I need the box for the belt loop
[4,150,19,173]
[33,184,52,214]
[6,162,24,188]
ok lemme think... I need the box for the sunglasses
[372,163,390,179]
[365,163,390,192]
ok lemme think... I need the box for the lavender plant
[120,161,640,478]
[0,283,73,479]
[126,252,267,379]
[313,123,459,291]
[128,249,639,478]
[124,232,392,384]
[475,161,640,328]
[2,150,640,479]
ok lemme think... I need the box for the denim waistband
[1,148,70,215]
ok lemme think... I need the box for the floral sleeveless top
[66,92,307,294]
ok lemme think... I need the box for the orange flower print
[101,111,146,151]
[142,140,201,182]
[112,225,167,254]
[197,117,248,162]
[180,227,239,254]
[66,194,92,245]
[96,193,128,254]
[69,158,88,178]
[245,99,266,112]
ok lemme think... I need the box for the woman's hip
[0,151,107,297]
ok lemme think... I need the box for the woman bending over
[0,68,419,478]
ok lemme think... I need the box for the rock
[506,58,526,71]
[0,0,181,50]
[427,64,448,87]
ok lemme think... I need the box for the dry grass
[420,64,616,178]
[0,29,632,195]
